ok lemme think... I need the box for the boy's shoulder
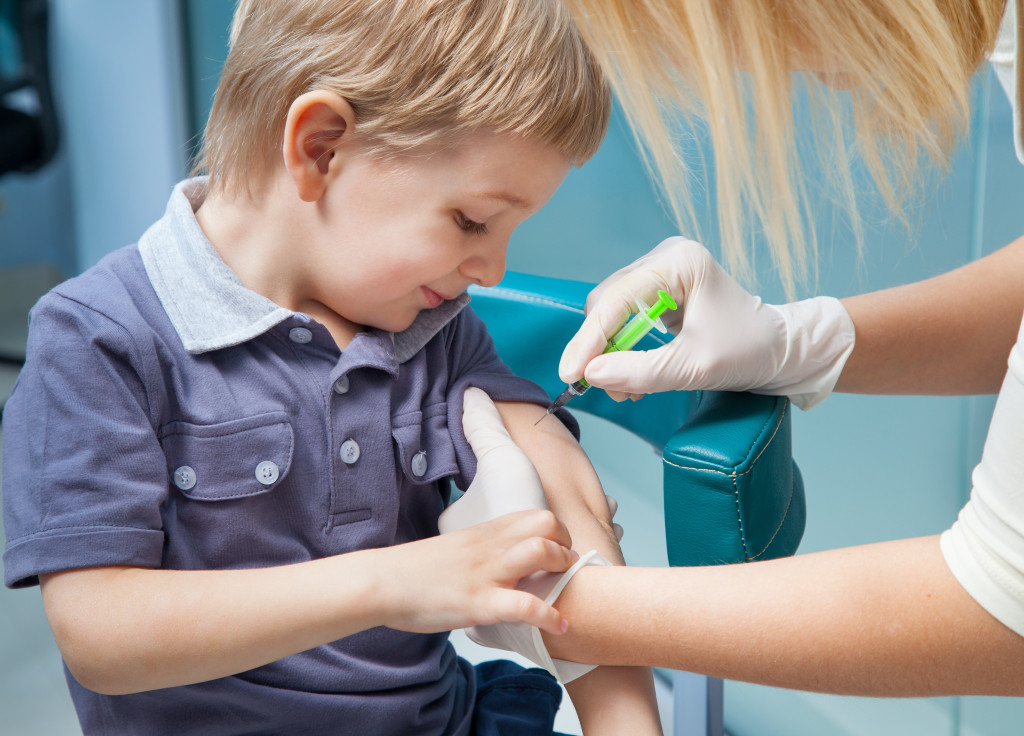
[43,245,150,315]
[35,244,165,343]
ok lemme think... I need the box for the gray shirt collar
[138,178,469,362]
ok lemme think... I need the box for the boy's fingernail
[570,550,580,561]
[560,618,569,633]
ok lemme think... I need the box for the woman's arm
[543,535,1024,697]
[838,236,1024,395]
[39,510,576,695]
[495,399,663,735]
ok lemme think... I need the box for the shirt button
[289,327,313,344]
[255,460,280,485]
[411,451,428,477]
[173,466,196,491]
[340,439,360,465]
[332,375,350,394]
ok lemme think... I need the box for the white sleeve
[991,0,1024,164]
[940,314,1024,637]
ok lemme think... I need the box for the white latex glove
[465,549,612,684]
[558,237,856,410]
[439,387,615,683]
[440,388,623,539]
[438,387,548,534]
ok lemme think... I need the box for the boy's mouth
[421,286,446,309]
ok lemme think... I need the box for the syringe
[535,290,677,424]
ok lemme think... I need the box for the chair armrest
[663,392,805,566]
[469,273,805,570]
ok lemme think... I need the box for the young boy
[2,1,662,734]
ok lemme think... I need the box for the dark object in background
[0,0,58,175]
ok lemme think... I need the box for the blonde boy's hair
[197,0,610,198]
[566,0,1005,296]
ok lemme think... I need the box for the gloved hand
[558,237,856,410]
[465,549,612,684]
[440,387,623,540]
[438,386,548,534]
[439,387,616,683]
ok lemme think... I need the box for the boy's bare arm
[494,400,664,735]
[38,510,575,696]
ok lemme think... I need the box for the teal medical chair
[470,273,806,736]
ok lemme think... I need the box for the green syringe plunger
[537,290,677,423]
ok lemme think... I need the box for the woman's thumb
[462,387,513,460]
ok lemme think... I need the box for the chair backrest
[469,273,805,567]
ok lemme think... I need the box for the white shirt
[938,0,1024,637]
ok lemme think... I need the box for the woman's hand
[558,237,855,409]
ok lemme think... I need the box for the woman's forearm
[837,236,1024,395]
[544,535,1024,697]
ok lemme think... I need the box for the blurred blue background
[1,1,1023,734]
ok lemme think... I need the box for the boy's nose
[462,243,507,288]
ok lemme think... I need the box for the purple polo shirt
[2,179,577,735]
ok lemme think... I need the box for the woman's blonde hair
[197,0,610,198]
[566,0,1006,295]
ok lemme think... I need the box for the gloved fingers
[485,588,568,636]
[602,388,645,402]
[558,290,637,384]
[583,342,699,395]
[462,386,514,460]
[438,449,546,534]
[561,264,685,385]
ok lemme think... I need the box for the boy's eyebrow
[468,191,530,209]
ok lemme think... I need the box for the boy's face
[302,130,571,335]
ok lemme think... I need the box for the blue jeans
[471,660,571,736]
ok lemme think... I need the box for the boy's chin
[369,312,421,334]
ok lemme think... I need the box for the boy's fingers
[498,508,573,551]
[500,536,578,581]
[489,589,568,636]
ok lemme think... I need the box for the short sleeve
[441,307,579,490]
[2,293,169,588]
[940,315,1024,636]
[989,0,1024,164]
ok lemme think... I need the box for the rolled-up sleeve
[2,292,168,588]
[940,318,1024,637]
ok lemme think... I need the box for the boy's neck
[194,179,363,351]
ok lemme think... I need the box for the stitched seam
[662,401,786,479]
[741,400,786,469]
[748,478,796,560]
[49,292,158,426]
[663,399,789,561]
[731,473,750,559]
[159,420,290,439]
[478,287,585,314]
[6,524,157,545]
[477,288,672,347]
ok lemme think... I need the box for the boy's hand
[380,509,576,636]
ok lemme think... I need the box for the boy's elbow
[47,609,138,695]
[41,568,150,695]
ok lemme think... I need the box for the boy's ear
[282,90,357,202]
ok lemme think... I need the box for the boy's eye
[455,211,489,235]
